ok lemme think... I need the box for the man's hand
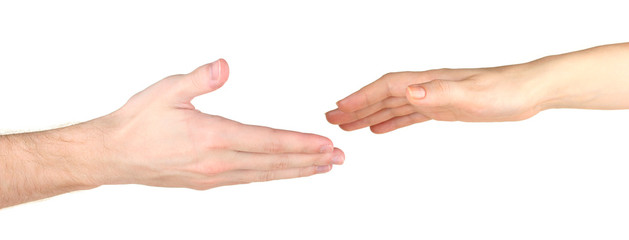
[90,59,344,189]
[326,43,629,134]
[1,59,344,208]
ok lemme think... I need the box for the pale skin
[327,42,629,133]
[0,59,345,209]
[2,43,628,209]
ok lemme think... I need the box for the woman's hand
[326,43,629,134]
[326,66,549,133]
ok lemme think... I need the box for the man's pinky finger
[218,165,333,184]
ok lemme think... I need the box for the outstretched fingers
[326,97,408,125]
[339,105,419,131]
[369,112,431,134]
[227,148,345,171]
[217,165,334,186]
[335,72,417,113]
[225,124,335,154]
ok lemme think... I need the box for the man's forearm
[0,124,101,209]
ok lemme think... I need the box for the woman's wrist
[519,52,591,111]
[522,55,572,111]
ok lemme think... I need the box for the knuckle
[270,155,291,170]
[381,73,398,96]
[262,128,284,153]
[385,80,394,98]
[257,171,275,182]
[234,174,253,184]
[265,140,282,153]
[381,72,395,80]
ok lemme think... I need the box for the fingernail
[319,145,334,153]
[332,153,344,165]
[209,59,222,82]
[209,58,227,82]
[316,165,332,173]
[408,85,426,99]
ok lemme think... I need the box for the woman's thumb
[406,80,461,107]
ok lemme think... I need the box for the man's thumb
[176,59,229,103]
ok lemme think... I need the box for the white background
[1,0,628,239]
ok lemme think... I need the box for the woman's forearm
[537,42,629,110]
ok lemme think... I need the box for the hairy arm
[0,125,101,208]
[1,59,344,209]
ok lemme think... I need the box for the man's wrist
[45,122,110,189]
